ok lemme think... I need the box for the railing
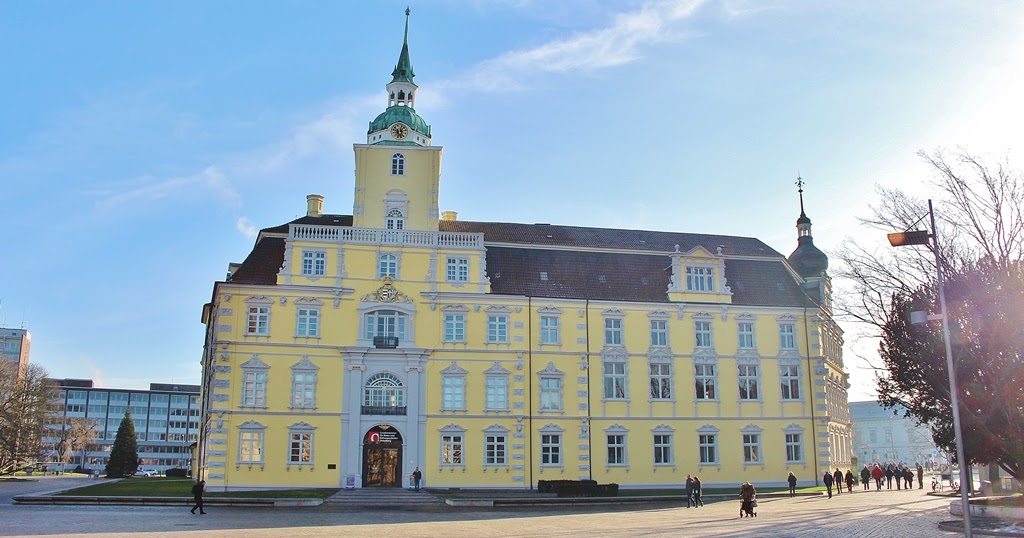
[361,405,407,416]
[373,336,399,349]
[290,224,483,248]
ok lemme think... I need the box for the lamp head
[887,230,930,247]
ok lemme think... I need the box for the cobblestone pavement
[0,481,971,537]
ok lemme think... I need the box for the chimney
[441,211,458,221]
[306,194,324,217]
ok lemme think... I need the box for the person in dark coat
[685,474,694,507]
[845,469,855,493]
[916,463,925,489]
[833,469,843,495]
[822,471,834,499]
[692,476,704,507]
[739,482,757,517]
[412,467,422,491]
[884,465,894,489]
[787,471,798,497]
[903,467,914,489]
[860,465,871,491]
[190,479,206,514]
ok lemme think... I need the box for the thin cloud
[236,217,258,239]
[94,166,238,210]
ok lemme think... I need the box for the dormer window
[686,266,714,291]
[391,153,405,175]
[385,209,405,230]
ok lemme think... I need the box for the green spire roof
[390,7,415,84]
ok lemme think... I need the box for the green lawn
[56,478,337,499]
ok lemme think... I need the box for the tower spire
[796,173,807,217]
[391,7,415,84]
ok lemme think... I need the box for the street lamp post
[887,199,973,538]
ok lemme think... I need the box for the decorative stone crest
[361,276,413,303]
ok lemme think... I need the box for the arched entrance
[362,425,403,487]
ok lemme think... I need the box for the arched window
[385,208,405,230]
[363,372,405,408]
[397,90,405,102]
[391,153,405,176]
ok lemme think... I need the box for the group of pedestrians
[684,474,704,508]
[821,468,858,498]
[861,462,925,491]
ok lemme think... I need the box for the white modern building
[849,400,943,468]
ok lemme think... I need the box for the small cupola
[787,176,829,278]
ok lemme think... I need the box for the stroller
[739,483,757,517]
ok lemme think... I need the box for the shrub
[165,468,189,478]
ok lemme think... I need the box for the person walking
[833,469,843,495]
[872,464,884,490]
[685,474,694,508]
[845,469,855,493]
[739,482,757,517]
[860,465,871,491]
[190,479,206,515]
[885,465,894,490]
[692,476,704,507]
[916,463,925,489]
[787,471,797,497]
[412,467,422,491]
[822,470,834,499]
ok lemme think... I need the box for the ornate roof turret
[787,176,829,279]
[367,8,432,146]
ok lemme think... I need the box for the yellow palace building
[197,11,851,491]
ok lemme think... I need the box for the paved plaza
[0,477,971,537]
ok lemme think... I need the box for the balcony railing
[290,224,483,248]
[373,336,399,349]
[361,405,407,416]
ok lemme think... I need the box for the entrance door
[362,425,403,487]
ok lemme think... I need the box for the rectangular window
[242,371,267,406]
[785,433,803,462]
[694,364,716,400]
[485,376,508,410]
[686,266,714,291]
[239,430,264,463]
[540,316,560,344]
[539,377,562,411]
[378,254,398,279]
[738,364,759,400]
[653,434,673,464]
[541,434,561,465]
[446,257,470,282]
[247,306,270,335]
[288,431,313,464]
[869,429,877,444]
[694,320,712,348]
[602,362,627,399]
[650,320,668,347]
[485,434,507,465]
[604,318,623,346]
[649,363,672,399]
[607,434,625,465]
[743,433,761,463]
[780,365,801,400]
[738,322,755,349]
[444,315,466,342]
[487,315,508,343]
[296,308,320,337]
[365,310,406,340]
[291,372,316,408]
[699,434,717,464]
[301,250,326,276]
[442,376,466,410]
[780,323,797,350]
[441,434,463,464]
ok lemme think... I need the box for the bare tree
[0,361,56,474]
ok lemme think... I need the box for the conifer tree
[104,410,139,477]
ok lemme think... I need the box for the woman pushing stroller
[739,482,757,517]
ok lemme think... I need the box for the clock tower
[353,8,442,231]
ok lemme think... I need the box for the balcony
[290,224,484,249]
[373,336,399,349]
[361,405,407,416]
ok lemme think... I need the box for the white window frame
[246,301,271,336]
[653,432,673,466]
[738,321,756,350]
[780,364,802,400]
[446,257,469,282]
[442,375,467,411]
[484,426,508,467]
[784,425,805,463]
[378,253,398,279]
[440,426,465,466]
[686,265,715,291]
[606,429,627,467]
[649,319,668,347]
[287,422,315,467]
[779,322,797,350]
[737,363,760,401]
[391,153,405,176]
[742,431,762,464]
[538,363,564,413]
[485,374,509,411]
[604,318,623,346]
[694,320,713,348]
[694,363,717,400]
[240,357,269,407]
[540,315,560,345]
[290,358,318,409]
[444,314,466,343]
[540,426,563,467]
[363,372,405,410]
[295,307,320,338]
[698,429,718,465]
[487,315,509,343]
[649,362,672,400]
[301,250,326,276]
[602,360,627,400]
[364,310,407,340]
[237,421,265,465]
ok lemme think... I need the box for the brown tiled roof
[227,216,815,307]
[440,220,782,258]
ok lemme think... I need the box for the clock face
[390,123,409,140]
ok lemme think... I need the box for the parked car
[134,468,159,477]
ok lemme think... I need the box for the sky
[1,1,1022,401]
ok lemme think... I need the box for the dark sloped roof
[228,237,284,285]
[441,220,782,258]
[261,214,353,235]
[724,258,818,308]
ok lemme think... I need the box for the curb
[12,495,323,507]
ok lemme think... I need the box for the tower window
[385,208,405,230]
[391,153,405,176]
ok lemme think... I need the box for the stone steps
[324,487,442,507]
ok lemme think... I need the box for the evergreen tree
[105,410,139,477]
